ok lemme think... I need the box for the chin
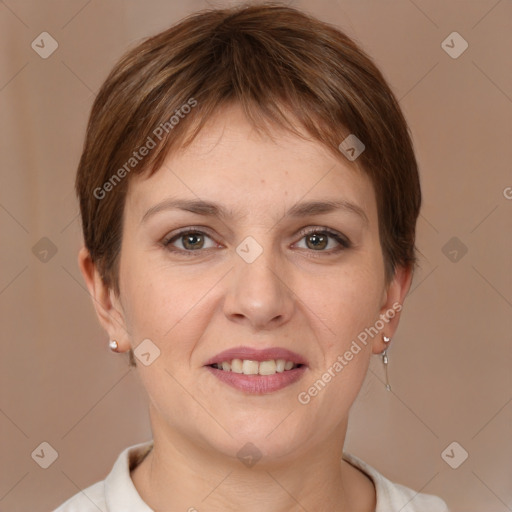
[202,413,312,464]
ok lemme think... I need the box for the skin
[79,103,412,512]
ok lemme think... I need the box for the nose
[223,243,295,331]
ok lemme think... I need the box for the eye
[162,226,351,256]
[163,228,218,253]
[295,227,351,252]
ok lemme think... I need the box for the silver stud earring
[382,335,391,391]
[109,339,119,352]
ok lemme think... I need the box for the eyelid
[162,226,220,247]
[294,226,351,251]
[162,225,351,254]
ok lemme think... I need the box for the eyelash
[162,226,351,257]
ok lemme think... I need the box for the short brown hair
[76,2,420,299]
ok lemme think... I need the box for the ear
[372,263,413,355]
[78,246,131,352]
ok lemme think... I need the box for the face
[86,104,409,464]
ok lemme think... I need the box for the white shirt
[54,440,450,512]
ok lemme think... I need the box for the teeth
[259,360,276,375]
[231,359,243,373]
[212,359,300,375]
[242,360,259,375]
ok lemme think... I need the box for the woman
[55,3,450,511]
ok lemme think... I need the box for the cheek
[301,261,383,344]
[296,267,379,414]
[119,257,218,352]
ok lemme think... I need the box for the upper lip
[204,346,308,366]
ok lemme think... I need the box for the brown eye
[296,228,350,252]
[164,230,217,252]
[305,233,328,250]
[181,232,205,250]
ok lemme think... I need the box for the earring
[109,339,119,352]
[382,335,391,391]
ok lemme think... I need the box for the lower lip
[205,365,307,394]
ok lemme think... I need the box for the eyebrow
[140,198,369,226]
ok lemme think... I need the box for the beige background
[0,1,511,511]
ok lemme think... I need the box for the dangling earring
[109,339,119,352]
[382,335,391,391]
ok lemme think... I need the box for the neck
[131,415,376,512]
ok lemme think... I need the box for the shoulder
[342,452,450,512]
[52,440,154,512]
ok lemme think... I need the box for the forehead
[125,104,377,225]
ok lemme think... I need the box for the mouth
[208,359,304,375]
[204,346,308,394]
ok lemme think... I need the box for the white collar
[103,440,448,512]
